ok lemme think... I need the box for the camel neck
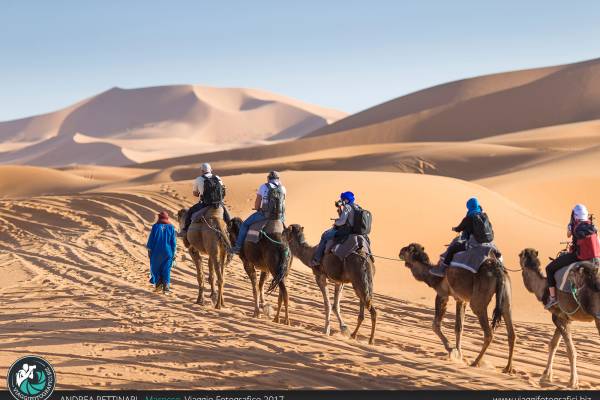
[410,259,440,288]
[293,240,316,267]
[523,268,547,302]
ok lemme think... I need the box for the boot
[154,282,163,293]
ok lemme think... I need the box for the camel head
[284,224,307,252]
[519,248,542,273]
[399,243,430,269]
[228,217,242,242]
[177,208,188,230]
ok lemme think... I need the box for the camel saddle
[245,219,284,244]
[325,234,371,261]
[447,236,500,273]
[191,205,224,224]
[555,260,600,293]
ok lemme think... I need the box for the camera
[335,200,344,208]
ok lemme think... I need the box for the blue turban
[341,191,355,204]
[466,197,482,216]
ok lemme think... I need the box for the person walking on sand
[147,211,177,294]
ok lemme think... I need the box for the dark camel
[177,207,232,308]
[284,224,377,344]
[519,248,600,388]
[229,217,292,324]
[399,243,515,372]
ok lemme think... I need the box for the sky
[1,0,600,121]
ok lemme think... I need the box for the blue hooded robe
[146,223,177,285]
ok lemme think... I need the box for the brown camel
[399,243,515,372]
[519,248,600,388]
[177,207,232,308]
[284,224,377,344]
[229,217,292,324]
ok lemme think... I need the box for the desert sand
[1,58,600,390]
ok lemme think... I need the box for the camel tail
[491,259,506,331]
[266,240,290,295]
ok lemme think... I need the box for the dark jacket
[453,214,476,236]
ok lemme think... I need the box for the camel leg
[433,294,451,353]
[502,300,516,374]
[333,283,349,335]
[452,301,466,361]
[367,302,377,345]
[351,301,365,340]
[471,306,493,367]
[596,317,600,335]
[274,281,290,325]
[541,322,562,383]
[559,319,579,389]
[258,271,269,313]
[208,254,216,304]
[210,253,224,309]
[219,245,227,307]
[191,249,204,305]
[315,273,332,335]
[244,262,260,318]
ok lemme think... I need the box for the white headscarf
[573,204,589,221]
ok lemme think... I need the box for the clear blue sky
[1,0,599,121]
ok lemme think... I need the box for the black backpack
[202,175,225,205]
[263,183,285,220]
[352,204,372,235]
[471,212,494,243]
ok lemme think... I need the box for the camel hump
[191,204,224,223]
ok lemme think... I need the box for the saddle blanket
[246,219,284,244]
[191,205,224,223]
[447,237,499,273]
[555,260,600,293]
[325,234,371,261]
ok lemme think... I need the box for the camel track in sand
[0,187,598,389]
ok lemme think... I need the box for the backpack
[202,175,225,205]
[573,221,600,261]
[262,183,285,220]
[471,212,494,243]
[352,204,372,235]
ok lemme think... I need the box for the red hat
[157,211,170,223]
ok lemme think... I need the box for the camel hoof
[340,326,350,337]
[540,371,553,383]
[272,317,280,323]
[568,379,579,389]
[503,366,516,375]
[252,310,260,318]
[350,332,358,340]
[470,360,482,368]
[368,339,375,345]
[196,297,204,305]
[449,348,462,361]
[263,304,272,318]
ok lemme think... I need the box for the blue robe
[146,223,177,285]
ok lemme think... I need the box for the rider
[430,197,494,277]
[544,204,599,309]
[181,163,230,244]
[310,191,358,267]
[230,171,286,254]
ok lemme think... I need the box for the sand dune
[0,85,346,166]
[1,170,599,390]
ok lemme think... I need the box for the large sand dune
[0,85,346,166]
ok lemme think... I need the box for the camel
[177,207,232,308]
[229,217,292,324]
[399,243,515,372]
[284,224,377,344]
[519,248,600,388]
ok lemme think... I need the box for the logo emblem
[7,356,55,400]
